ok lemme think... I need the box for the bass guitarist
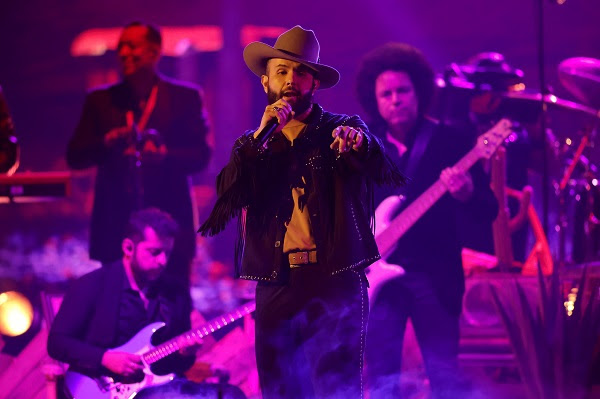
[356,43,499,399]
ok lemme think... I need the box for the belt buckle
[290,251,309,266]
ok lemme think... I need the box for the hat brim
[243,42,340,89]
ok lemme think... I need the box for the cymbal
[436,75,599,124]
[559,57,600,109]
[501,91,600,119]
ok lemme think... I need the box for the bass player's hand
[440,167,474,202]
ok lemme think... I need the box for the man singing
[200,26,404,399]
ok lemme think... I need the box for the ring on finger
[273,106,281,112]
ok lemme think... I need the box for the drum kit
[436,53,600,265]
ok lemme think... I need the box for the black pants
[366,271,464,399]
[255,267,369,399]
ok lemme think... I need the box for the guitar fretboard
[375,119,512,256]
[142,301,256,365]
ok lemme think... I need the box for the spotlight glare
[0,291,33,337]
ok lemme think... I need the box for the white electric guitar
[64,301,256,399]
[367,119,514,303]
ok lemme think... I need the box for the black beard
[267,88,314,115]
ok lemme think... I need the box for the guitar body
[65,322,174,399]
[367,259,405,304]
[374,194,404,257]
[368,195,406,305]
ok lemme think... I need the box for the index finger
[332,126,342,138]
[336,127,351,141]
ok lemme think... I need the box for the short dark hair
[356,43,435,127]
[123,21,162,47]
[124,207,179,243]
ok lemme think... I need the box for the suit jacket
[47,261,194,377]
[66,75,211,263]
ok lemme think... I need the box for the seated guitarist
[356,43,498,398]
[47,208,202,397]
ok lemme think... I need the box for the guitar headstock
[475,118,514,159]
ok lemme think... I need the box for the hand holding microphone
[253,100,294,147]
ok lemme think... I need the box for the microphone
[253,118,279,148]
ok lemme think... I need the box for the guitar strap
[404,120,435,179]
[125,84,159,133]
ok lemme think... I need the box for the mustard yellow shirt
[281,119,317,253]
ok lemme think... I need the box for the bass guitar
[367,119,514,302]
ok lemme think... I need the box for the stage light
[564,287,578,316]
[0,291,34,337]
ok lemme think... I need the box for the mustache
[281,89,300,98]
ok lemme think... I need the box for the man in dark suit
[356,43,498,398]
[47,208,198,391]
[66,22,211,282]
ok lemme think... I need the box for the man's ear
[312,79,320,92]
[150,44,162,62]
[261,75,269,94]
[122,238,134,256]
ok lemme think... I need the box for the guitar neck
[376,146,481,255]
[142,301,256,365]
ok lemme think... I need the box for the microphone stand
[536,0,550,242]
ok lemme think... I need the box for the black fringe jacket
[200,104,404,283]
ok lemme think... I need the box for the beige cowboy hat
[243,25,340,89]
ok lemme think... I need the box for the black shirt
[115,275,170,347]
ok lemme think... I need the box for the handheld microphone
[253,118,279,148]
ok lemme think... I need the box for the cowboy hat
[243,25,340,89]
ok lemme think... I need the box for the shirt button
[274,241,281,247]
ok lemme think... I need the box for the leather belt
[288,250,317,268]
